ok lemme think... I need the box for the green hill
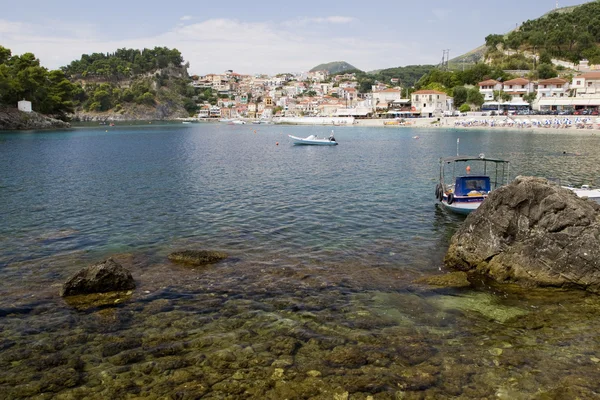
[309,61,357,74]
[451,1,598,68]
[62,47,199,120]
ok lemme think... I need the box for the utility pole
[440,49,451,71]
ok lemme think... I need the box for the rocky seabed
[1,250,600,399]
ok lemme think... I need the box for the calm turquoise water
[1,124,600,398]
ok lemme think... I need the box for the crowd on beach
[452,116,600,130]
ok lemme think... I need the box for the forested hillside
[62,47,185,79]
[62,47,197,117]
[0,46,77,120]
[485,1,600,65]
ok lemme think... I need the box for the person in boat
[329,131,336,141]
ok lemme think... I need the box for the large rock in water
[444,176,600,293]
[60,258,135,297]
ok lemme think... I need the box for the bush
[459,104,471,113]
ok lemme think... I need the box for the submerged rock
[445,176,600,293]
[168,250,228,266]
[414,272,472,288]
[60,258,135,297]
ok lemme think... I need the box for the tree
[523,92,537,105]
[466,88,484,107]
[0,46,11,64]
[452,86,468,107]
[459,104,471,113]
[485,34,505,49]
[505,31,523,53]
[493,90,511,102]
[537,63,557,79]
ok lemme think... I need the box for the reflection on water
[1,125,600,398]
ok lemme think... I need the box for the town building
[502,78,535,99]
[478,79,503,101]
[411,90,451,117]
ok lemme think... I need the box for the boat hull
[564,186,600,203]
[288,135,338,146]
[440,195,484,215]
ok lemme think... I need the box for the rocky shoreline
[0,107,70,130]
[71,101,189,123]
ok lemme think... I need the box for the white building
[411,90,450,117]
[308,70,329,82]
[373,89,403,103]
[18,100,32,113]
[537,72,600,111]
[502,78,535,99]
[571,72,600,97]
[478,79,503,101]
[537,78,569,99]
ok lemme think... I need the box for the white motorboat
[436,154,511,215]
[288,131,338,146]
[564,184,600,203]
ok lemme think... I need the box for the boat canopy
[441,156,510,164]
[454,176,490,196]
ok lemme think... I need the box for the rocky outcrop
[0,107,70,130]
[60,258,135,297]
[168,250,228,266]
[445,176,600,293]
[72,101,188,122]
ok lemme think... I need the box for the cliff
[0,107,70,131]
[71,100,189,122]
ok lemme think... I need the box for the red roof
[503,78,530,85]
[478,79,500,86]
[538,78,567,85]
[413,90,446,95]
[574,72,600,79]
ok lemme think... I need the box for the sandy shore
[354,116,600,135]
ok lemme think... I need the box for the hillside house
[537,78,569,99]
[478,79,503,101]
[502,78,534,99]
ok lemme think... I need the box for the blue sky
[0,0,591,75]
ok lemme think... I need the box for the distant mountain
[310,61,358,74]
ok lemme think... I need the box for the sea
[1,123,599,399]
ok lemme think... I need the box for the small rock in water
[60,258,135,297]
[168,250,228,266]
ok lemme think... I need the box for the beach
[355,116,600,135]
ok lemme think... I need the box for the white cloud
[0,17,439,75]
[283,15,356,27]
[180,16,193,21]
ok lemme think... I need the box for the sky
[0,0,592,76]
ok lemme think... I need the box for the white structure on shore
[18,99,32,113]
[478,79,503,101]
[411,90,452,117]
